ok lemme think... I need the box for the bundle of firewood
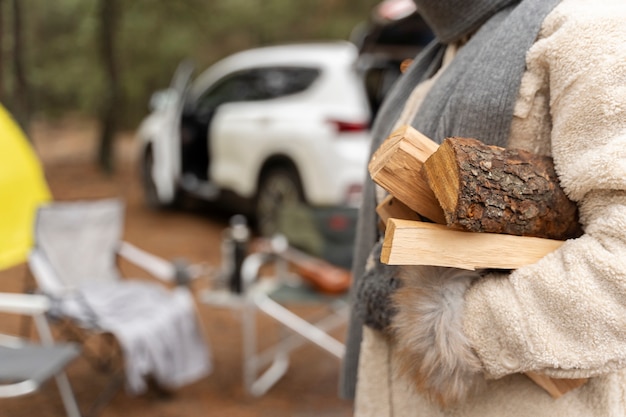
[369,125,587,397]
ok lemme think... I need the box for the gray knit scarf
[340,0,562,400]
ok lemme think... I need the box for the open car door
[139,60,194,206]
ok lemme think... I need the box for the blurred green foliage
[2,0,379,128]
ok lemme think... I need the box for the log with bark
[422,137,583,240]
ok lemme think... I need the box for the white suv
[137,41,372,238]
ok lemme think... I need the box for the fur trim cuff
[355,242,401,332]
[391,266,483,407]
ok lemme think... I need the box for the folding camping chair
[202,218,350,397]
[0,292,81,417]
[25,198,211,409]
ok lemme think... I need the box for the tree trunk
[423,137,583,240]
[97,0,121,173]
[11,0,30,134]
[0,0,4,103]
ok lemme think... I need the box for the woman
[341,0,626,415]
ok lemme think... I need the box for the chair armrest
[0,293,50,316]
[117,241,176,283]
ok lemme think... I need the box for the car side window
[194,70,259,118]
[194,67,319,119]
[261,67,320,99]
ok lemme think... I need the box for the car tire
[255,166,304,237]
[141,146,179,210]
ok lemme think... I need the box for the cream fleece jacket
[355,0,626,415]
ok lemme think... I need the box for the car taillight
[327,119,369,133]
[327,213,350,231]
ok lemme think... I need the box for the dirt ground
[0,118,354,417]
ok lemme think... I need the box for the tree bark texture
[423,137,583,240]
[0,0,4,103]
[11,0,30,133]
[97,0,120,173]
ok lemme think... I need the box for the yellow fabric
[0,105,51,269]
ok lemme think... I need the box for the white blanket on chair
[56,280,212,394]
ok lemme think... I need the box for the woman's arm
[464,0,626,380]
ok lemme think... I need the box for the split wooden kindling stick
[376,194,422,232]
[368,125,446,224]
[380,218,565,270]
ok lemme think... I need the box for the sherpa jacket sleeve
[463,0,626,380]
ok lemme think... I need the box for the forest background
[0,0,380,170]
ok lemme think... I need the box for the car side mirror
[149,89,176,111]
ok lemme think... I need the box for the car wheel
[141,147,179,210]
[255,167,304,237]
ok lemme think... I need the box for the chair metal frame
[202,236,349,397]
[0,292,81,417]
